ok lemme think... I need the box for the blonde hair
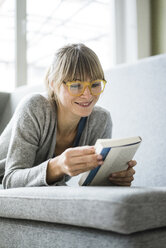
[45,43,105,101]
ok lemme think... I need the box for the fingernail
[90,147,95,151]
[97,155,103,160]
[111,173,116,177]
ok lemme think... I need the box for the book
[79,136,142,186]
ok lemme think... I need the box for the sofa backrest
[0,83,45,134]
[98,54,166,187]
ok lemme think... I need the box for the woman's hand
[108,160,137,186]
[46,146,103,184]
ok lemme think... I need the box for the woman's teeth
[76,101,92,107]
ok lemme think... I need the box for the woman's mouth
[75,100,93,107]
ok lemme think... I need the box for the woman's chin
[76,109,93,117]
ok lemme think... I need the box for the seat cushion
[0,186,166,234]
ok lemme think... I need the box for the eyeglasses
[63,79,107,97]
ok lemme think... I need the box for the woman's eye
[92,82,100,88]
[71,83,81,89]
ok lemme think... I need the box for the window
[0,0,15,92]
[27,0,113,86]
[0,0,114,92]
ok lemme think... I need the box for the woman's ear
[49,81,54,90]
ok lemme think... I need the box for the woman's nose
[82,86,91,97]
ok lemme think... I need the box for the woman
[1,43,136,188]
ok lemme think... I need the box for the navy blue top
[73,117,87,147]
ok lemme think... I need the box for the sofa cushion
[0,186,166,234]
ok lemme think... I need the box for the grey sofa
[0,54,166,248]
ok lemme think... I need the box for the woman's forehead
[67,78,95,82]
[68,73,98,81]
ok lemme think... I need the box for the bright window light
[27,0,114,86]
[0,0,114,92]
[0,0,15,92]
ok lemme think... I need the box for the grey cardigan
[0,93,112,188]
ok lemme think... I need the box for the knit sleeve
[2,94,59,188]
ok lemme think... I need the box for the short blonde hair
[45,43,105,101]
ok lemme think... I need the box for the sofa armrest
[0,92,10,134]
[0,92,10,118]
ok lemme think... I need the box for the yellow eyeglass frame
[64,79,107,97]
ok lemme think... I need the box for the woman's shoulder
[12,92,57,125]
[90,105,111,119]
[16,92,55,113]
[84,106,112,144]
[19,92,51,106]
[87,105,112,129]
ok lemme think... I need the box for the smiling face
[56,80,100,118]
[46,44,105,117]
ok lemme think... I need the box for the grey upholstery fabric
[0,218,166,248]
[0,92,10,125]
[98,54,166,187]
[0,186,166,234]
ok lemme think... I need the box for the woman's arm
[2,95,58,188]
